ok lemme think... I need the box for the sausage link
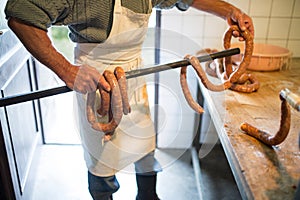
[223,25,254,83]
[230,73,260,93]
[185,55,232,92]
[97,87,110,116]
[103,109,115,141]
[179,54,233,114]
[180,65,204,114]
[240,93,291,146]
[223,28,234,78]
[114,66,131,115]
[90,70,123,133]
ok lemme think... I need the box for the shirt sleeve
[154,0,193,11]
[5,0,71,31]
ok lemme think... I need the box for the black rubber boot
[136,173,160,200]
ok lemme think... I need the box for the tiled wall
[160,0,300,57]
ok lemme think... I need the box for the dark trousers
[88,172,159,200]
[88,152,161,200]
[88,171,119,200]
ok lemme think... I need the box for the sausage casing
[88,70,123,133]
[114,66,131,115]
[230,73,260,93]
[97,87,110,116]
[223,25,254,83]
[180,65,204,114]
[185,55,232,92]
[240,93,291,146]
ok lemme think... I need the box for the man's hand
[227,10,254,41]
[63,64,111,94]
[191,0,255,41]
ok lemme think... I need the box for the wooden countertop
[199,59,300,200]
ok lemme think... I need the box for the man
[5,0,254,199]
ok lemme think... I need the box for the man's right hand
[63,64,111,94]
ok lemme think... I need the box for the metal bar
[126,48,240,78]
[0,48,240,107]
[280,88,300,112]
[0,86,71,107]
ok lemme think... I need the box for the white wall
[143,27,201,149]
[160,0,300,57]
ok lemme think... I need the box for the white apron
[74,0,156,177]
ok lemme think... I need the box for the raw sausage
[87,70,123,133]
[180,54,232,114]
[184,55,232,92]
[223,25,260,93]
[87,66,131,141]
[97,67,130,116]
[97,87,110,117]
[180,65,204,114]
[114,66,131,115]
[223,25,254,83]
[240,93,291,146]
[230,73,260,93]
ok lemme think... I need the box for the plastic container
[231,43,292,71]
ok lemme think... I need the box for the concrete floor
[30,143,241,200]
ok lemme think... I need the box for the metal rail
[0,48,240,107]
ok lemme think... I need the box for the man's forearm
[191,0,238,20]
[8,17,110,93]
[7,17,72,82]
[191,0,254,38]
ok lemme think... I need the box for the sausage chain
[196,26,259,93]
[184,55,232,92]
[86,67,130,141]
[180,64,205,114]
[180,27,290,146]
[86,26,258,141]
[97,87,110,117]
[179,25,258,114]
[179,55,232,114]
[223,25,253,82]
[240,93,291,146]
[114,67,131,115]
[230,73,260,93]
[223,25,260,93]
